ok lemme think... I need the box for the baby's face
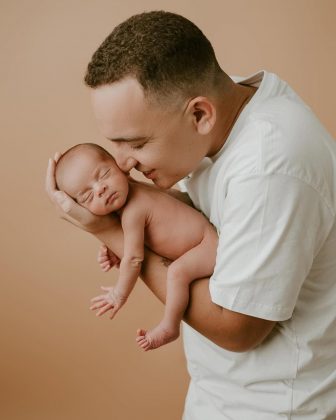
[61,151,129,215]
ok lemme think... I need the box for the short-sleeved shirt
[179,71,336,419]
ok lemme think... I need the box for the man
[46,11,336,419]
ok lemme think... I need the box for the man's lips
[143,170,155,180]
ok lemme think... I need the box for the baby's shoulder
[129,181,160,201]
[122,183,153,216]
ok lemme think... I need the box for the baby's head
[55,143,129,216]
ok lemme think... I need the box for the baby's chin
[77,201,110,216]
[88,207,111,216]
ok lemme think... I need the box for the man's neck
[208,83,257,157]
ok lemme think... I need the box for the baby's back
[126,181,215,260]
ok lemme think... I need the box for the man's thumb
[55,191,72,213]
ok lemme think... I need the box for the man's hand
[98,244,121,272]
[89,286,127,319]
[45,153,117,233]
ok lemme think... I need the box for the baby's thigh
[195,226,218,274]
[170,227,218,282]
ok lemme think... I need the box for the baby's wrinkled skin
[56,144,218,350]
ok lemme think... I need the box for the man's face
[59,151,129,216]
[91,78,208,189]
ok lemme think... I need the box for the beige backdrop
[1,1,335,419]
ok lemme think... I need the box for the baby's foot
[135,323,180,351]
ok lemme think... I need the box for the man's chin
[152,178,176,190]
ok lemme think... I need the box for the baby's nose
[95,183,106,197]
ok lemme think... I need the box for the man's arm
[140,249,276,352]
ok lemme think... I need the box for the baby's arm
[90,208,146,319]
[114,208,146,301]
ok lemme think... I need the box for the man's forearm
[140,248,275,352]
[139,248,232,348]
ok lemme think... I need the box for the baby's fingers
[89,301,108,314]
[98,254,110,264]
[90,294,108,304]
[98,245,108,260]
[100,261,111,272]
[96,303,113,317]
[110,254,121,266]
[109,305,121,320]
[100,244,108,254]
[101,286,111,291]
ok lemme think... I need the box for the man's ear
[185,97,216,135]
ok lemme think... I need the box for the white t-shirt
[179,71,336,419]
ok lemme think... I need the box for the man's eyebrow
[107,136,149,143]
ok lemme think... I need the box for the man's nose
[114,152,137,173]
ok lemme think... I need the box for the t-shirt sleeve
[177,179,188,193]
[209,173,332,321]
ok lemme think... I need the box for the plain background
[1,1,335,419]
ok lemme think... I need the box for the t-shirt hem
[209,283,292,322]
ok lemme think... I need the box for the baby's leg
[136,227,218,351]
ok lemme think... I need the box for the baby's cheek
[89,202,107,216]
[88,202,99,215]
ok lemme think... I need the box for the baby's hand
[89,286,127,320]
[97,245,121,272]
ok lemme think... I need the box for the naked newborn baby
[55,143,218,351]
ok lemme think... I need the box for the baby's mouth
[106,192,116,205]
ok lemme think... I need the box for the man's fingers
[46,154,107,233]
[54,191,73,213]
[45,158,57,196]
[46,153,91,220]
[56,193,93,229]
[54,152,62,163]
[55,192,97,227]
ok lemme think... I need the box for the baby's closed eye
[101,169,110,178]
[83,191,93,203]
[77,191,92,204]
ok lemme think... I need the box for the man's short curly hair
[84,11,224,103]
